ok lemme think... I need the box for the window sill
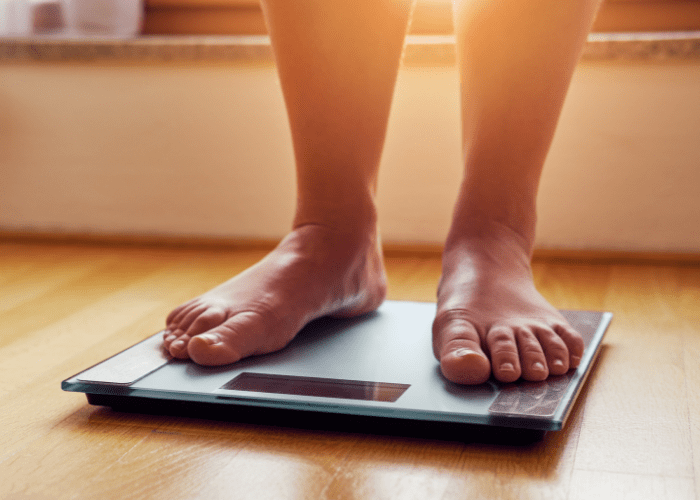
[1,32,699,65]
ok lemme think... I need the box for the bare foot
[432,221,584,385]
[162,224,386,365]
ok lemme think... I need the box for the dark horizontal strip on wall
[142,0,700,36]
[2,230,699,266]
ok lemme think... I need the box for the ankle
[443,214,536,274]
[283,222,381,262]
[447,207,537,258]
[293,197,378,236]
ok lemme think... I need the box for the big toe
[186,311,268,366]
[433,313,491,385]
[440,347,491,385]
[187,333,243,366]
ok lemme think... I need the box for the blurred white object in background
[67,0,142,37]
[0,0,142,38]
[1,0,33,36]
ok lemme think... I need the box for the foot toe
[514,327,549,381]
[166,302,190,326]
[177,304,210,333]
[188,333,242,365]
[485,325,522,383]
[440,346,492,385]
[184,307,228,337]
[162,328,182,349]
[433,313,491,385]
[533,325,570,375]
[554,324,585,368]
[168,333,192,359]
[187,311,267,366]
[166,301,200,330]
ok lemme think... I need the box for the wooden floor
[1,241,698,499]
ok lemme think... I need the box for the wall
[1,54,699,252]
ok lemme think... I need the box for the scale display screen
[222,372,411,403]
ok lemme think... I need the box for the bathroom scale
[62,301,611,441]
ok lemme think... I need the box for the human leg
[163,0,415,364]
[433,0,602,384]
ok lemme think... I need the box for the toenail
[165,334,177,342]
[171,340,184,350]
[552,359,564,369]
[453,348,478,358]
[198,333,219,345]
[571,355,581,366]
[500,362,515,372]
[533,362,545,371]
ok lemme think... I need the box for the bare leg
[163,0,414,364]
[433,0,602,384]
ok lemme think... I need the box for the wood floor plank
[0,345,150,465]
[0,407,154,500]
[0,243,157,312]
[675,266,700,500]
[0,256,162,350]
[321,436,462,500]
[568,470,695,500]
[385,254,442,303]
[683,331,700,500]
[532,261,612,312]
[77,408,360,500]
[440,423,582,499]
[192,430,357,500]
[0,255,109,314]
[573,265,694,478]
[70,426,249,500]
